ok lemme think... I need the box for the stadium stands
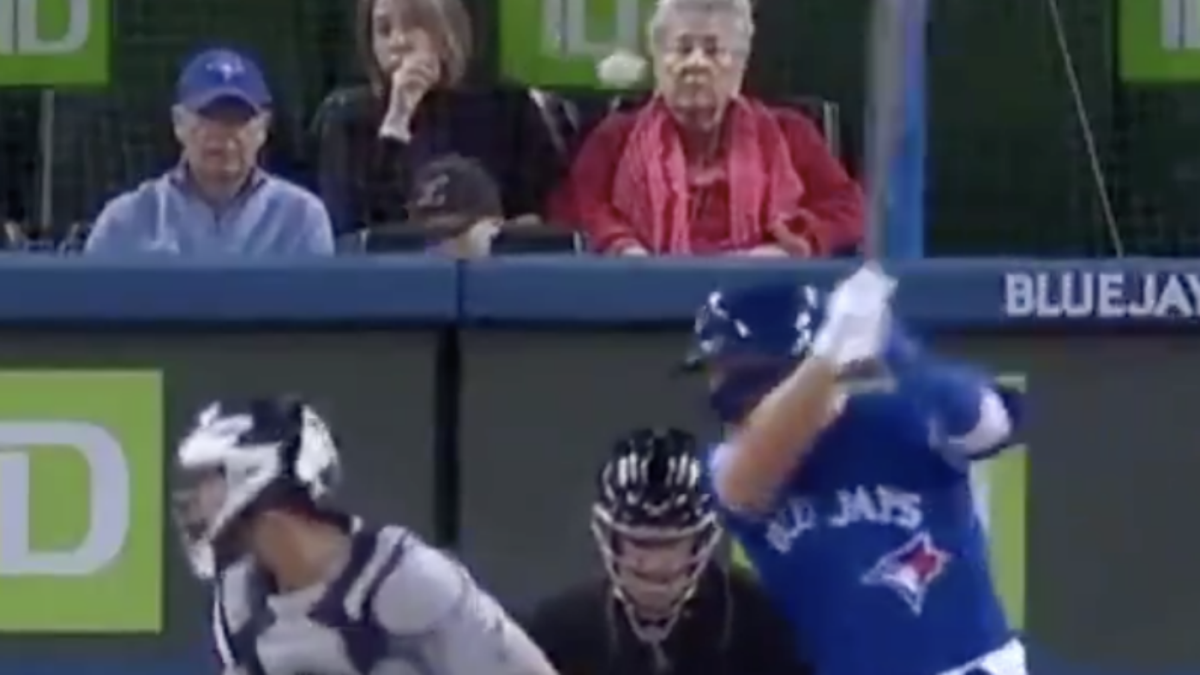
[0,0,1183,255]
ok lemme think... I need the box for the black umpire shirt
[522,566,813,675]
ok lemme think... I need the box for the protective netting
[0,0,1191,255]
[770,0,1186,257]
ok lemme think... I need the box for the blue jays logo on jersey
[861,532,951,614]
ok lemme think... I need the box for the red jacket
[552,102,864,255]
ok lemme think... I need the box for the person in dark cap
[85,47,332,256]
[403,154,504,258]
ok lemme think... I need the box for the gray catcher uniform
[212,524,558,675]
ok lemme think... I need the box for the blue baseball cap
[176,48,272,113]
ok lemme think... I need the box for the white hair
[647,0,755,56]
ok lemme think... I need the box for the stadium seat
[493,222,580,254]
[526,90,588,252]
[336,230,369,254]
[788,96,842,160]
[364,222,578,254]
[56,221,92,254]
[555,89,623,148]
[528,89,581,161]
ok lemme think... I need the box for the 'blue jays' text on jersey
[708,381,1019,675]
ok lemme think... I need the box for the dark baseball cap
[407,155,503,235]
[176,48,272,113]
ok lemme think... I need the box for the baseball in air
[597,50,648,88]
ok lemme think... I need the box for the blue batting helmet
[683,283,824,423]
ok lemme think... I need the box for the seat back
[528,89,581,160]
[784,96,842,159]
[526,90,587,252]
[365,222,579,254]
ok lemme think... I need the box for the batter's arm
[714,354,843,514]
[713,265,895,514]
[898,355,1019,463]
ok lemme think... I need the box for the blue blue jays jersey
[708,385,1015,675]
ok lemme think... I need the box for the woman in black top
[311,0,565,234]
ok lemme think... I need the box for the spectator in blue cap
[85,47,334,256]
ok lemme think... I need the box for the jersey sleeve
[895,358,1021,465]
[370,542,559,675]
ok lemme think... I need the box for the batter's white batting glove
[811,263,897,369]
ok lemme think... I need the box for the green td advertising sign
[0,0,111,86]
[1120,0,1200,82]
[0,370,162,632]
[500,0,652,87]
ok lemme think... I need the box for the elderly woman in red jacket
[559,0,864,257]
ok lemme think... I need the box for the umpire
[522,428,812,675]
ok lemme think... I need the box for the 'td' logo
[0,370,162,633]
[0,422,129,576]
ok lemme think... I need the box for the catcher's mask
[592,427,720,642]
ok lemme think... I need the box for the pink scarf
[611,97,806,253]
